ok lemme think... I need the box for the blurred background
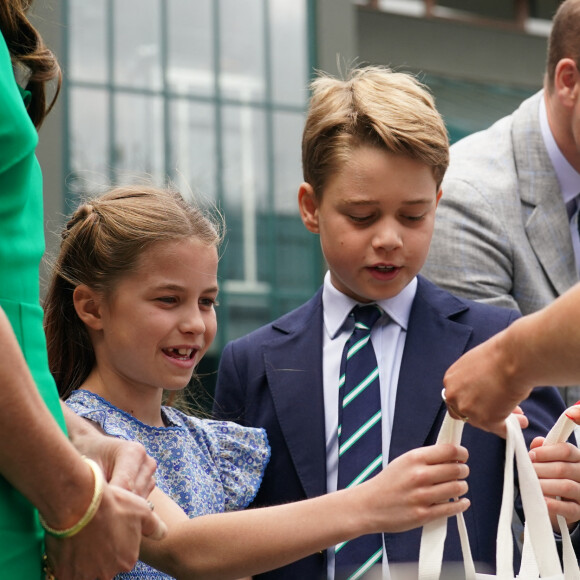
[31,0,560,400]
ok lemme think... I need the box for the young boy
[213,66,577,580]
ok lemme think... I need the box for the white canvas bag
[418,411,580,580]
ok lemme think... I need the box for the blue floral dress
[66,389,270,579]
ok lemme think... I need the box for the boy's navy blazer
[214,275,567,580]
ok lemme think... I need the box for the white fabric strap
[419,413,568,580]
[505,415,562,578]
[418,413,476,580]
[541,413,579,580]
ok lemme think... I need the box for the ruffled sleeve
[192,418,270,511]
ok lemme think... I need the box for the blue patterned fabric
[66,389,271,579]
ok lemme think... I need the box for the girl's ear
[298,182,320,233]
[73,285,104,330]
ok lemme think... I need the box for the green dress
[0,30,67,578]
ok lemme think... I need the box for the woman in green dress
[0,2,165,577]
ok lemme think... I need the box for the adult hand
[442,330,532,436]
[63,404,156,498]
[45,484,167,580]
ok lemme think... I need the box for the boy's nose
[372,224,402,251]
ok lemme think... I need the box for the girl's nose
[179,308,205,334]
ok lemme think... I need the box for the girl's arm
[141,443,469,579]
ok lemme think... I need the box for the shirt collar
[322,271,417,339]
[539,93,580,212]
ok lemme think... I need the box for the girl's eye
[156,296,177,304]
[200,297,218,308]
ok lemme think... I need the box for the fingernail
[566,412,576,420]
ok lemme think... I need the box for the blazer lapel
[389,279,473,461]
[384,279,474,562]
[513,93,577,296]
[262,290,328,499]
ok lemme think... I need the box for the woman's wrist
[39,456,105,538]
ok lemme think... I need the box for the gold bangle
[39,457,105,539]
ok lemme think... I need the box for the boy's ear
[298,182,320,233]
[436,189,443,205]
[73,284,104,331]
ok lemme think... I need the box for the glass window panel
[274,213,317,291]
[270,0,308,106]
[219,0,265,102]
[167,0,214,97]
[68,87,110,198]
[168,99,217,202]
[224,297,272,342]
[113,94,165,184]
[273,111,304,214]
[68,0,107,83]
[221,105,267,289]
[114,0,162,90]
[222,105,267,210]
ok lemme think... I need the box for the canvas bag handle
[519,412,580,579]
[418,413,564,579]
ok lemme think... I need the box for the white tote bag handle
[418,412,476,580]
[419,413,565,579]
[519,411,580,580]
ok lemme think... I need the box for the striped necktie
[335,304,383,580]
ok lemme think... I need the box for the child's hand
[361,443,470,533]
[530,404,580,530]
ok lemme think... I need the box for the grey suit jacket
[423,90,578,317]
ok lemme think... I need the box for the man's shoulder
[444,91,542,188]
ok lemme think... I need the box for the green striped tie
[335,304,383,579]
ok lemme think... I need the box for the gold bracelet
[39,456,105,539]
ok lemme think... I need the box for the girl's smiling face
[299,145,441,303]
[85,237,218,409]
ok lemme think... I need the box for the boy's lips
[367,264,400,280]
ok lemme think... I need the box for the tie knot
[352,304,382,331]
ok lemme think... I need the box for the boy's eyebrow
[401,198,436,205]
[342,197,435,206]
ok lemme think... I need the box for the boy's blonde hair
[302,65,449,196]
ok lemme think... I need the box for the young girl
[45,184,471,579]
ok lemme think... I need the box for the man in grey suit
[423,0,580,403]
